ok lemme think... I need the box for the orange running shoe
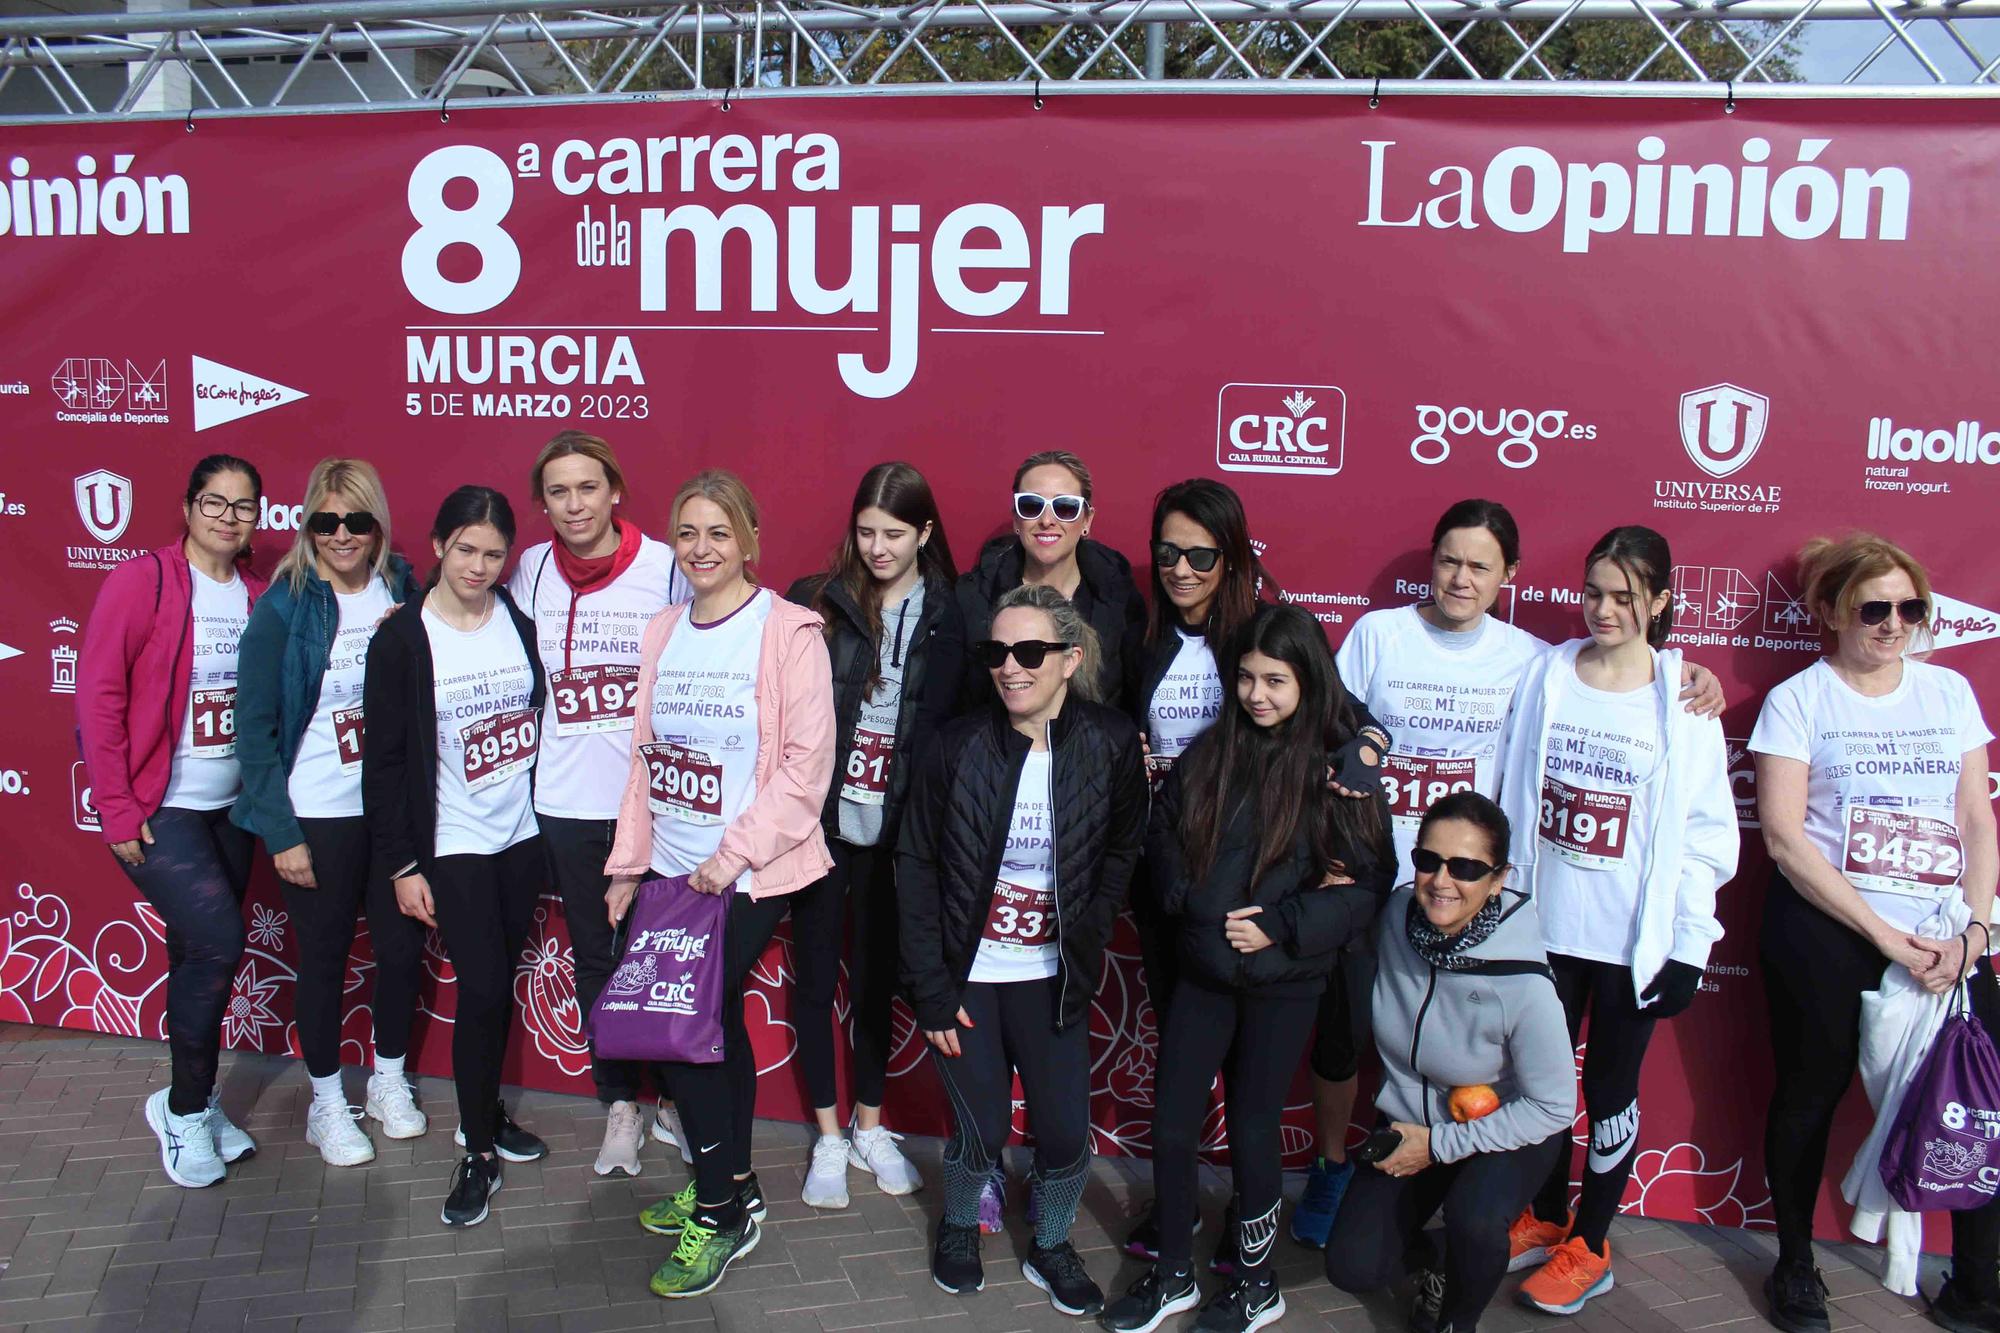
[1518,1236,1614,1315]
[1505,1209,1571,1273]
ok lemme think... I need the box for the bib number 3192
[643,741,724,824]
[1844,805,1965,893]
[1538,775,1631,868]
[551,663,639,737]
[461,709,538,792]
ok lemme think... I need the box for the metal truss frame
[2,0,1997,121]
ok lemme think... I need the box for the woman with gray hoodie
[1325,792,1575,1333]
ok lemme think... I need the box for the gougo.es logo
[1410,405,1598,468]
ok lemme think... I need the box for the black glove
[1329,736,1383,794]
[1638,960,1704,1018]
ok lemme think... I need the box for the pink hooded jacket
[605,592,836,897]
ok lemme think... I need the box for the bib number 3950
[643,741,724,824]
[1844,805,1965,893]
[460,709,538,792]
[1538,775,1631,868]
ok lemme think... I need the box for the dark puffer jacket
[955,535,1147,715]
[1147,766,1393,997]
[896,697,1147,1033]
[785,571,966,847]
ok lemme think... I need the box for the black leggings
[931,978,1092,1244]
[114,805,255,1116]
[284,817,425,1078]
[541,816,643,1105]
[1131,857,1182,1028]
[428,838,543,1156]
[662,891,788,1207]
[1529,953,1658,1250]
[790,839,900,1112]
[1327,1130,1566,1329]
[1762,874,2000,1280]
[1153,982,1318,1278]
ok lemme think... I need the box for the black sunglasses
[1857,598,1928,627]
[306,510,380,537]
[1153,541,1222,573]
[973,639,1073,670]
[1412,848,1504,882]
[1013,493,1089,524]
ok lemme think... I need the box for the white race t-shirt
[1147,629,1224,780]
[289,581,394,819]
[1750,658,1993,934]
[837,582,925,848]
[161,566,251,811]
[644,591,770,894]
[428,606,538,858]
[509,536,689,821]
[1337,605,1547,876]
[1530,670,1664,964]
[970,750,1060,983]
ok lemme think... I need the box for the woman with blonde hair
[236,458,428,1166]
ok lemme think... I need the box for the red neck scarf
[553,516,641,595]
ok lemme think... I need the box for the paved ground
[0,1022,1952,1333]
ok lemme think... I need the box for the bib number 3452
[1844,805,1965,892]
[461,709,538,792]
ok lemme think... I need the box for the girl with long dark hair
[784,462,965,1207]
[1103,604,1394,1333]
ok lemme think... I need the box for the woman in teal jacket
[233,458,428,1167]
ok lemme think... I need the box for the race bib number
[1538,775,1631,868]
[1380,753,1477,823]
[1843,805,1965,893]
[982,879,1056,950]
[190,688,237,758]
[644,741,723,824]
[840,727,894,805]
[460,709,538,792]
[332,706,365,775]
[551,663,640,737]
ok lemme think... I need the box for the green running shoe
[639,1180,697,1236]
[649,1214,761,1298]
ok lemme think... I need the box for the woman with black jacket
[955,449,1146,716]
[899,583,1148,1317]
[363,485,548,1229]
[784,461,966,1208]
[1103,603,1395,1333]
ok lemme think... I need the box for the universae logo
[1679,384,1768,479]
[1215,382,1346,477]
[73,468,133,545]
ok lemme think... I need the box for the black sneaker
[1101,1267,1201,1333]
[738,1171,768,1223]
[441,1154,500,1227]
[1194,1277,1285,1333]
[933,1220,984,1294]
[453,1105,548,1163]
[1210,1201,1240,1276]
[1930,1271,2000,1333]
[1765,1258,1831,1333]
[1410,1266,1447,1333]
[1024,1240,1104,1317]
[1125,1202,1204,1260]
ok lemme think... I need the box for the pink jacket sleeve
[75,560,153,844]
[711,615,836,884]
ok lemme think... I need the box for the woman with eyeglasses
[505,430,691,1179]
[1493,526,1737,1317]
[234,458,427,1167]
[900,584,1146,1316]
[785,462,964,1208]
[364,486,549,1228]
[955,449,1146,716]
[1103,603,1393,1333]
[1749,534,1998,1333]
[1324,792,1575,1333]
[77,454,268,1189]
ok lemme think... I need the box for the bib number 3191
[1538,775,1631,868]
[461,709,538,792]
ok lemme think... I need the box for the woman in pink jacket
[76,453,270,1191]
[605,469,836,1299]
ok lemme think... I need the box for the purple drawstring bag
[1880,977,2000,1212]
[586,875,728,1064]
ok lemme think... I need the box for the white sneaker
[802,1133,852,1209]
[849,1125,923,1196]
[595,1101,644,1177]
[306,1099,377,1167]
[205,1092,257,1163]
[146,1088,225,1188]
[365,1073,429,1139]
[651,1102,693,1165]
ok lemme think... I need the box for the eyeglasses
[306,510,380,537]
[194,493,259,524]
[1857,598,1928,627]
[1013,493,1089,524]
[1411,848,1503,882]
[1153,541,1222,573]
[972,639,1073,670]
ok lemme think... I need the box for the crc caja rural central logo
[1214,382,1346,477]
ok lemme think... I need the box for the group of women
[75,436,1998,1333]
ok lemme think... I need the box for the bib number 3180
[460,709,538,792]
[1380,753,1476,823]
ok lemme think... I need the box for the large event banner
[2,92,1996,1242]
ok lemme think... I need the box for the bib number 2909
[643,741,724,825]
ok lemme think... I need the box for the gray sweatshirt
[1369,885,1577,1164]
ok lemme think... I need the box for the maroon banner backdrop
[2,92,1996,1245]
